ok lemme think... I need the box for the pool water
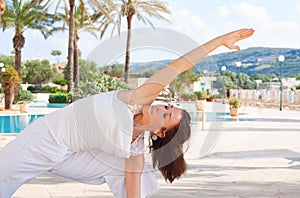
[0,114,45,133]
[0,111,257,134]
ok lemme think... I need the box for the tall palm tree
[1,0,54,79]
[66,0,75,92]
[0,0,6,22]
[107,0,171,83]
[55,0,112,92]
[57,2,103,88]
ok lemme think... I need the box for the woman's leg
[50,151,159,198]
[0,139,55,197]
[0,118,67,198]
[50,150,125,185]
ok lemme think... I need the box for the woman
[0,28,254,197]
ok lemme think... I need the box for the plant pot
[18,102,29,113]
[195,100,206,111]
[230,107,239,116]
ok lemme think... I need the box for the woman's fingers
[223,28,254,50]
[238,28,255,39]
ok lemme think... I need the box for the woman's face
[142,105,182,137]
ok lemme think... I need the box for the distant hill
[130,47,300,77]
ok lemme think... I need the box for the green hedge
[27,85,62,93]
[48,93,71,104]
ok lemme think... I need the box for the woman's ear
[155,129,165,138]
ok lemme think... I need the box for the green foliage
[71,81,106,101]
[53,74,67,86]
[78,60,99,83]
[0,55,14,67]
[180,92,196,99]
[139,68,157,78]
[14,90,33,103]
[239,73,256,89]
[48,93,71,104]
[2,67,20,109]
[23,59,55,85]
[98,74,129,91]
[250,73,277,83]
[101,63,124,76]
[194,91,208,100]
[71,74,129,101]
[51,50,62,63]
[171,69,200,93]
[1,0,57,38]
[2,67,20,89]
[228,96,243,108]
[27,85,62,93]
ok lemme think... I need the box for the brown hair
[149,109,191,183]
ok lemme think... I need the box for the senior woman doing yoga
[0,28,254,198]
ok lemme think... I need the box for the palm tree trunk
[73,33,79,88]
[4,84,14,110]
[124,15,133,84]
[67,0,75,92]
[0,0,6,22]
[13,33,24,95]
[13,34,24,78]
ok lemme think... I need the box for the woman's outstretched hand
[221,28,255,51]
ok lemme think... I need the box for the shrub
[194,91,208,100]
[180,92,196,99]
[2,67,20,109]
[48,93,71,104]
[14,90,34,103]
[228,96,243,108]
[27,85,62,93]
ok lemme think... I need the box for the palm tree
[57,2,103,88]
[0,0,6,22]
[107,0,171,83]
[1,0,54,79]
[54,0,112,92]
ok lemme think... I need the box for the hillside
[130,47,300,77]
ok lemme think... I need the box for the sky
[0,0,300,64]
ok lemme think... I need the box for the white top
[43,91,134,159]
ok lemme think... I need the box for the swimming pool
[0,111,256,134]
[0,114,45,134]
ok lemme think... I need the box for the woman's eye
[163,113,167,118]
[164,106,168,110]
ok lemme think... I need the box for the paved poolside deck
[1,102,300,197]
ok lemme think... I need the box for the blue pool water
[0,114,45,133]
[0,111,257,134]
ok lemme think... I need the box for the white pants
[0,118,158,198]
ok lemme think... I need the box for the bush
[14,90,34,103]
[194,91,208,100]
[48,93,71,104]
[228,96,243,108]
[53,76,67,86]
[180,92,196,99]
[27,85,62,93]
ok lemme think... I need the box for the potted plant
[14,90,34,113]
[194,91,208,111]
[228,96,243,116]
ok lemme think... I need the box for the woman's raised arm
[120,28,254,105]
